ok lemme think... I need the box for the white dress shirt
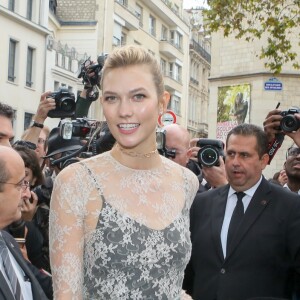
[221,176,262,258]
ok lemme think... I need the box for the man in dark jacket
[0,146,52,299]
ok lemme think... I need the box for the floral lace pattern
[49,152,199,299]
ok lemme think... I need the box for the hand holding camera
[201,155,228,188]
[34,91,56,123]
[264,106,300,149]
[47,87,76,118]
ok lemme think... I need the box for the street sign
[264,77,283,91]
[158,110,177,126]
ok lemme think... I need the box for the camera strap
[267,133,285,164]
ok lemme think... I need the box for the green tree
[203,0,300,73]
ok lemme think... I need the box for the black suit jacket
[0,230,51,300]
[183,178,300,300]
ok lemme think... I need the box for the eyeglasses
[0,180,30,192]
[287,147,300,157]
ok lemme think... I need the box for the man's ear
[261,153,270,170]
[187,148,193,159]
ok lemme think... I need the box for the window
[113,22,122,46]
[8,39,17,82]
[168,95,181,115]
[161,25,168,41]
[160,59,167,76]
[24,112,33,130]
[170,30,182,49]
[55,52,59,66]
[149,15,156,37]
[27,0,33,20]
[169,62,182,82]
[135,4,143,26]
[54,81,60,91]
[116,0,127,6]
[8,0,15,11]
[26,47,34,87]
[121,32,127,46]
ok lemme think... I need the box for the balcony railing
[190,39,211,63]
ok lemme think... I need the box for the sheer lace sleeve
[49,163,91,300]
[183,167,199,208]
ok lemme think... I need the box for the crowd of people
[0,44,299,299]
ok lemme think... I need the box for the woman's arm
[49,166,85,300]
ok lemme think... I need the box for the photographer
[189,137,228,189]
[263,106,300,149]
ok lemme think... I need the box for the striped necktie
[0,234,23,300]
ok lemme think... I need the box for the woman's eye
[133,94,145,101]
[104,96,117,102]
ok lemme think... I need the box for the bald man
[163,124,192,167]
[0,146,51,299]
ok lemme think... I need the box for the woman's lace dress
[49,151,199,299]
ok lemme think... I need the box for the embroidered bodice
[49,152,199,299]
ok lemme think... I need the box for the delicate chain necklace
[115,143,158,158]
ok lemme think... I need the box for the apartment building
[186,8,210,138]
[0,0,51,137]
[94,0,191,125]
[1,0,210,139]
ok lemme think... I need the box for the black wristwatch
[30,120,44,128]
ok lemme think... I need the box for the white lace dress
[49,151,199,300]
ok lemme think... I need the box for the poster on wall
[217,84,251,142]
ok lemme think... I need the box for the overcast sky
[183,0,208,9]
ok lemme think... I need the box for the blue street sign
[264,78,283,91]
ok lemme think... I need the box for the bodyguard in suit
[0,146,51,299]
[183,123,300,300]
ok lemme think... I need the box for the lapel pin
[261,200,267,205]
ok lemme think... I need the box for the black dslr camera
[78,54,108,101]
[279,108,300,132]
[47,87,76,118]
[197,139,225,167]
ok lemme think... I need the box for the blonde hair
[100,45,165,97]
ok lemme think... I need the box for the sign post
[158,110,177,127]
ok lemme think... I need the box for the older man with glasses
[0,146,52,299]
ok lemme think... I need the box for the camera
[156,128,176,158]
[279,108,300,132]
[197,139,225,167]
[47,87,76,118]
[78,54,108,101]
[59,118,92,140]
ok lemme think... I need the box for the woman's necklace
[115,143,158,158]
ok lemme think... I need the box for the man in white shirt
[183,123,300,300]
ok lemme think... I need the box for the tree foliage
[203,0,300,73]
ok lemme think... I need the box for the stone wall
[56,0,97,21]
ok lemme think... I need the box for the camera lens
[59,97,76,112]
[198,146,219,167]
[280,115,300,132]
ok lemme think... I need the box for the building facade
[0,0,210,141]
[208,29,300,179]
[0,0,51,137]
